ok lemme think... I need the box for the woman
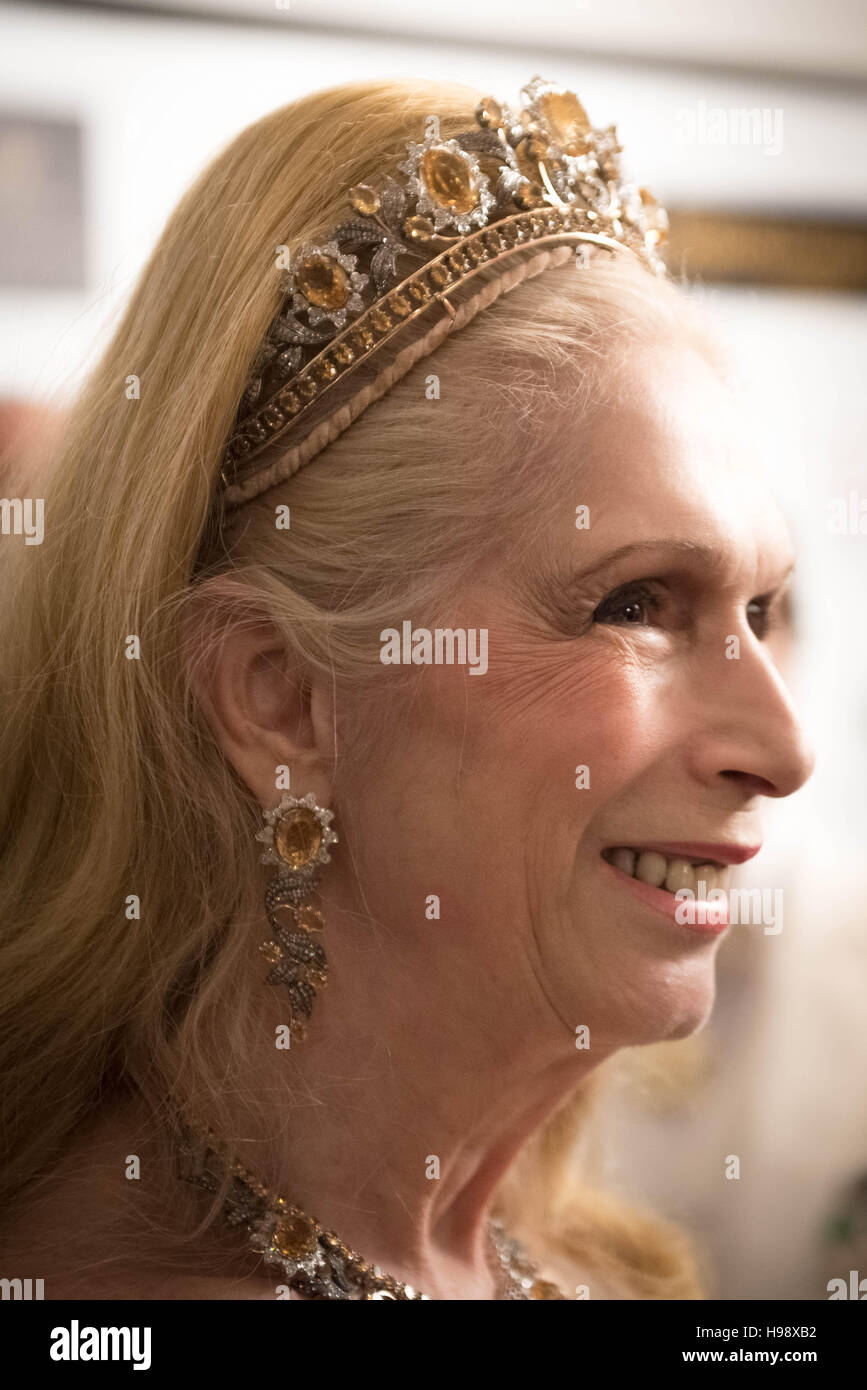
[0,76,813,1300]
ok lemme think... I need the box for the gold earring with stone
[256,792,337,1042]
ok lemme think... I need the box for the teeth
[634,851,667,886]
[606,848,728,897]
[610,848,637,876]
[664,858,698,894]
[698,864,724,893]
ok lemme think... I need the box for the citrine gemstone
[407,281,431,304]
[420,147,477,214]
[405,214,435,242]
[514,136,541,182]
[275,806,322,869]
[259,940,282,963]
[332,342,355,366]
[296,253,350,310]
[272,1213,318,1259]
[427,263,450,288]
[537,89,591,156]
[314,357,339,381]
[297,375,317,401]
[350,324,376,351]
[349,183,380,216]
[369,307,393,332]
[389,293,410,318]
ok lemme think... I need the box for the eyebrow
[573,540,722,580]
[571,540,796,587]
[524,540,796,620]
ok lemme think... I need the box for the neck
[233,891,611,1299]
[6,901,611,1301]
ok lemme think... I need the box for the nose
[687,635,816,800]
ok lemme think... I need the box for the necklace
[177,1122,570,1300]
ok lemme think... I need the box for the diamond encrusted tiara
[219,76,668,504]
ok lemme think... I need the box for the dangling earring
[256,792,338,1042]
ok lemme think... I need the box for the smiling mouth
[601,847,729,897]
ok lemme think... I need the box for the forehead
[538,341,792,582]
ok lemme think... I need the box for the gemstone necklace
[177,1123,570,1300]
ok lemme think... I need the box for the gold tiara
[220,76,668,505]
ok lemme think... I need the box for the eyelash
[592,581,780,639]
[592,581,666,629]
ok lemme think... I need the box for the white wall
[2,1,866,400]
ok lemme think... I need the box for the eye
[746,595,772,640]
[592,581,664,628]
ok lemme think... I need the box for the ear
[184,581,335,810]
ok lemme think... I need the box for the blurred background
[1,0,865,1299]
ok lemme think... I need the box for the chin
[585,952,721,1050]
[659,992,716,1042]
[639,964,720,1044]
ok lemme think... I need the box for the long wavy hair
[0,77,721,1297]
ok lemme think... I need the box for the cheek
[337,635,672,909]
[474,634,669,812]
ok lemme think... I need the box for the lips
[600,845,740,934]
[600,839,761,939]
[615,841,761,868]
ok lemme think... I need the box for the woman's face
[336,340,815,1056]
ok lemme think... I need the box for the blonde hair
[0,78,717,1297]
